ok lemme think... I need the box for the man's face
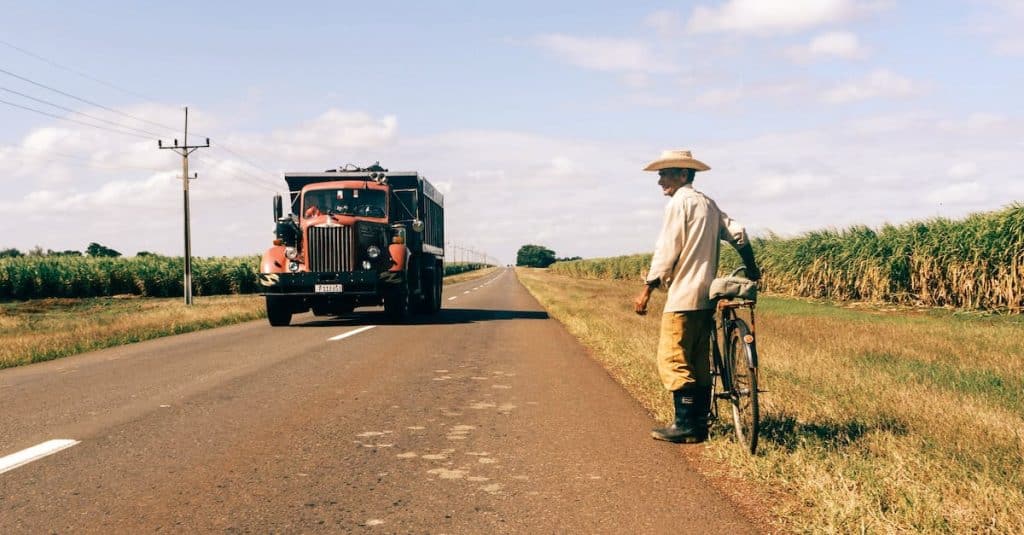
[657,169,686,197]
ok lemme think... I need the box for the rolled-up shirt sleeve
[646,200,685,287]
[719,210,748,246]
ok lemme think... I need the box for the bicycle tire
[727,319,760,454]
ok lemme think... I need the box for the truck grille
[307,225,353,272]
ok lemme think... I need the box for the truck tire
[436,268,444,309]
[432,269,443,312]
[418,269,441,314]
[384,286,410,322]
[266,296,293,326]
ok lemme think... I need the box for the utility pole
[158,106,209,305]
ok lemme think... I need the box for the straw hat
[643,149,710,172]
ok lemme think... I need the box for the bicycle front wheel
[726,319,760,454]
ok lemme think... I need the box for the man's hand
[634,286,652,315]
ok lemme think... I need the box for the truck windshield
[303,188,386,218]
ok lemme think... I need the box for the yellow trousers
[657,310,714,391]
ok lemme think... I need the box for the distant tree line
[0,242,154,258]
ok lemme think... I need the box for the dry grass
[517,268,1024,534]
[0,295,265,369]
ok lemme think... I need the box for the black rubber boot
[651,387,708,443]
[695,383,712,428]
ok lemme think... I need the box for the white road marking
[0,439,79,475]
[328,325,376,341]
[447,296,458,301]
[463,291,470,294]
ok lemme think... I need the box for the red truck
[258,163,445,325]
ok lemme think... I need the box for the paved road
[0,268,758,533]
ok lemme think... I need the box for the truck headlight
[288,261,300,272]
[285,246,298,260]
[362,260,372,270]
[366,245,381,259]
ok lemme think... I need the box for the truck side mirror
[273,194,283,221]
[412,219,424,233]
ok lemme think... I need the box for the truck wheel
[266,296,293,326]
[433,270,443,312]
[384,287,410,322]
[418,270,440,314]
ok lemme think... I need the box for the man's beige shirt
[646,184,748,312]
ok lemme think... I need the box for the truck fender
[261,246,288,273]
[388,244,409,272]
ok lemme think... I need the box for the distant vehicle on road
[258,163,445,325]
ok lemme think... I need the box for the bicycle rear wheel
[726,319,760,454]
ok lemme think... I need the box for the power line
[212,142,280,179]
[0,41,285,192]
[0,66,179,137]
[0,85,164,138]
[195,154,280,193]
[0,96,154,140]
[1,146,170,173]
[0,39,156,102]
[0,93,281,192]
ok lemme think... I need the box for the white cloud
[926,181,989,205]
[644,9,685,38]
[2,101,1021,263]
[530,34,677,73]
[621,72,653,90]
[754,172,833,199]
[968,0,1024,56]
[786,31,868,61]
[821,69,919,104]
[272,109,397,159]
[845,112,934,134]
[694,81,805,109]
[686,0,886,35]
[947,162,979,179]
[965,112,1009,132]
[696,87,745,108]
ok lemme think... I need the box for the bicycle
[708,266,761,454]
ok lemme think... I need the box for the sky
[0,0,1022,263]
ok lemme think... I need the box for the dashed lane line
[0,439,80,475]
[328,325,377,341]
[447,297,458,301]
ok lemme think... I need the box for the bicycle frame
[709,300,757,415]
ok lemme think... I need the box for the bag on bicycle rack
[709,276,757,301]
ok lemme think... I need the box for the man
[633,149,760,443]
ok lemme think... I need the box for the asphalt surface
[0,268,759,534]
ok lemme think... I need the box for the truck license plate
[314,284,344,293]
